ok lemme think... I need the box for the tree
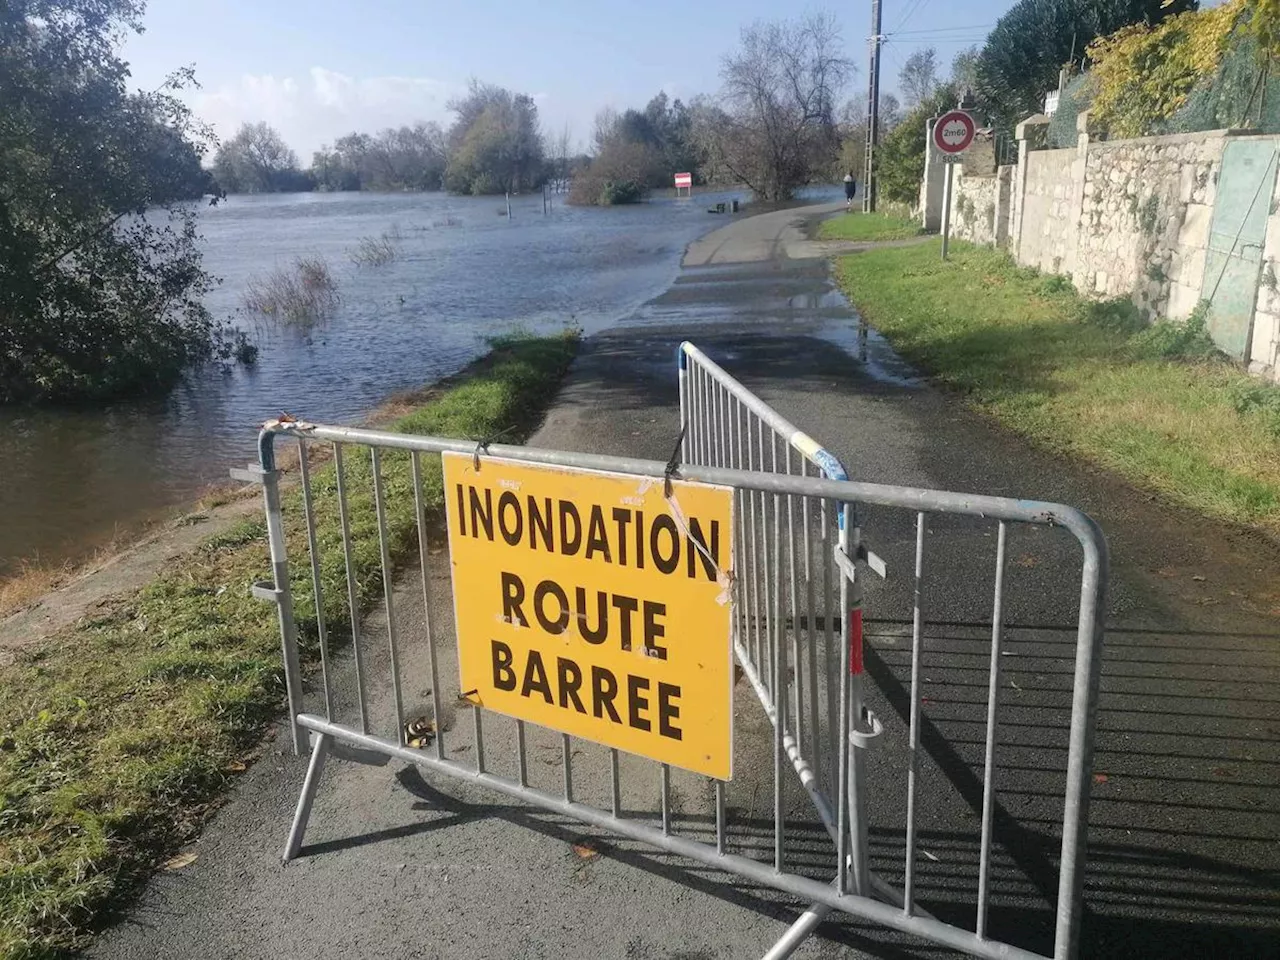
[0,0,249,404]
[977,0,1195,131]
[878,92,904,132]
[950,46,982,100]
[643,92,700,182]
[696,13,853,201]
[875,84,958,205]
[443,80,545,195]
[833,93,902,182]
[213,122,307,193]
[545,123,574,191]
[568,139,666,205]
[899,47,939,109]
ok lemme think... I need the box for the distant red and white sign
[933,110,976,155]
[674,172,693,189]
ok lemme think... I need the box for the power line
[891,0,930,34]
[886,23,993,37]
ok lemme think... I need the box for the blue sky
[121,0,1010,159]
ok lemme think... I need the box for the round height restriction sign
[933,109,976,155]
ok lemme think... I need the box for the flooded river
[1,187,789,573]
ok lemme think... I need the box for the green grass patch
[0,332,578,958]
[834,241,1280,532]
[818,211,925,242]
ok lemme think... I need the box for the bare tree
[950,46,981,101]
[899,47,939,110]
[546,122,573,192]
[592,107,619,155]
[695,12,853,201]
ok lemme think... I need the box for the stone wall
[1074,132,1228,320]
[915,112,1280,380]
[1016,148,1077,275]
[1007,118,1280,381]
[949,164,1014,248]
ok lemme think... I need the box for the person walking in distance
[843,171,857,210]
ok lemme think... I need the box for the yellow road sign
[443,453,735,779]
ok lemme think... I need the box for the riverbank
[0,332,578,958]
[834,240,1280,535]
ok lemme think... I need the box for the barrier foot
[283,732,331,864]
[763,902,829,959]
[763,867,923,958]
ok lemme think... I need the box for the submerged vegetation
[242,257,341,325]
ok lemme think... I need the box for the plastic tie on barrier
[663,423,688,499]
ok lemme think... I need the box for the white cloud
[193,67,463,159]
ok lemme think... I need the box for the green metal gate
[1202,140,1279,361]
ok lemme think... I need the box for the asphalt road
[90,204,1280,960]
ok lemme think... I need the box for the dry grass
[0,563,67,619]
[242,256,340,325]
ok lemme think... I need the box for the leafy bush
[1130,302,1220,359]
[600,180,646,205]
[875,85,958,205]
[568,140,662,206]
[1227,379,1280,439]
[1086,0,1242,139]
[976,0,1194,134]
[1081,295,1146,334]
[0,1,254,404]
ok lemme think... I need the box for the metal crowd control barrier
[242,342,1106,960]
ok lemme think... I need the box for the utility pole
[862,0,883,213]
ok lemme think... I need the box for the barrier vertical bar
[977,521,1009,939]
[517,721,528,787]
[370,447,406,745]
[716,780,727,855]
[563,734,574,803]
[661,764,672,836]
[411,451,444,760]
[821,497,837,799]
[843,502,870,896]
[802,462,820,783]
[610,749,621,817]
[333,443,369,734]
[678,345,689,462]
[785,448,802,750]
[1055,522,1109,960]
[296,438,334,721]
[904,511,927,914]
[259,431,305,754]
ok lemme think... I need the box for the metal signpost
[674,172,692,197]
[934,108,976,261]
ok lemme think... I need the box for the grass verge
[834,241,1280,532]
[0,331,579,958]
[818,211,924,242]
